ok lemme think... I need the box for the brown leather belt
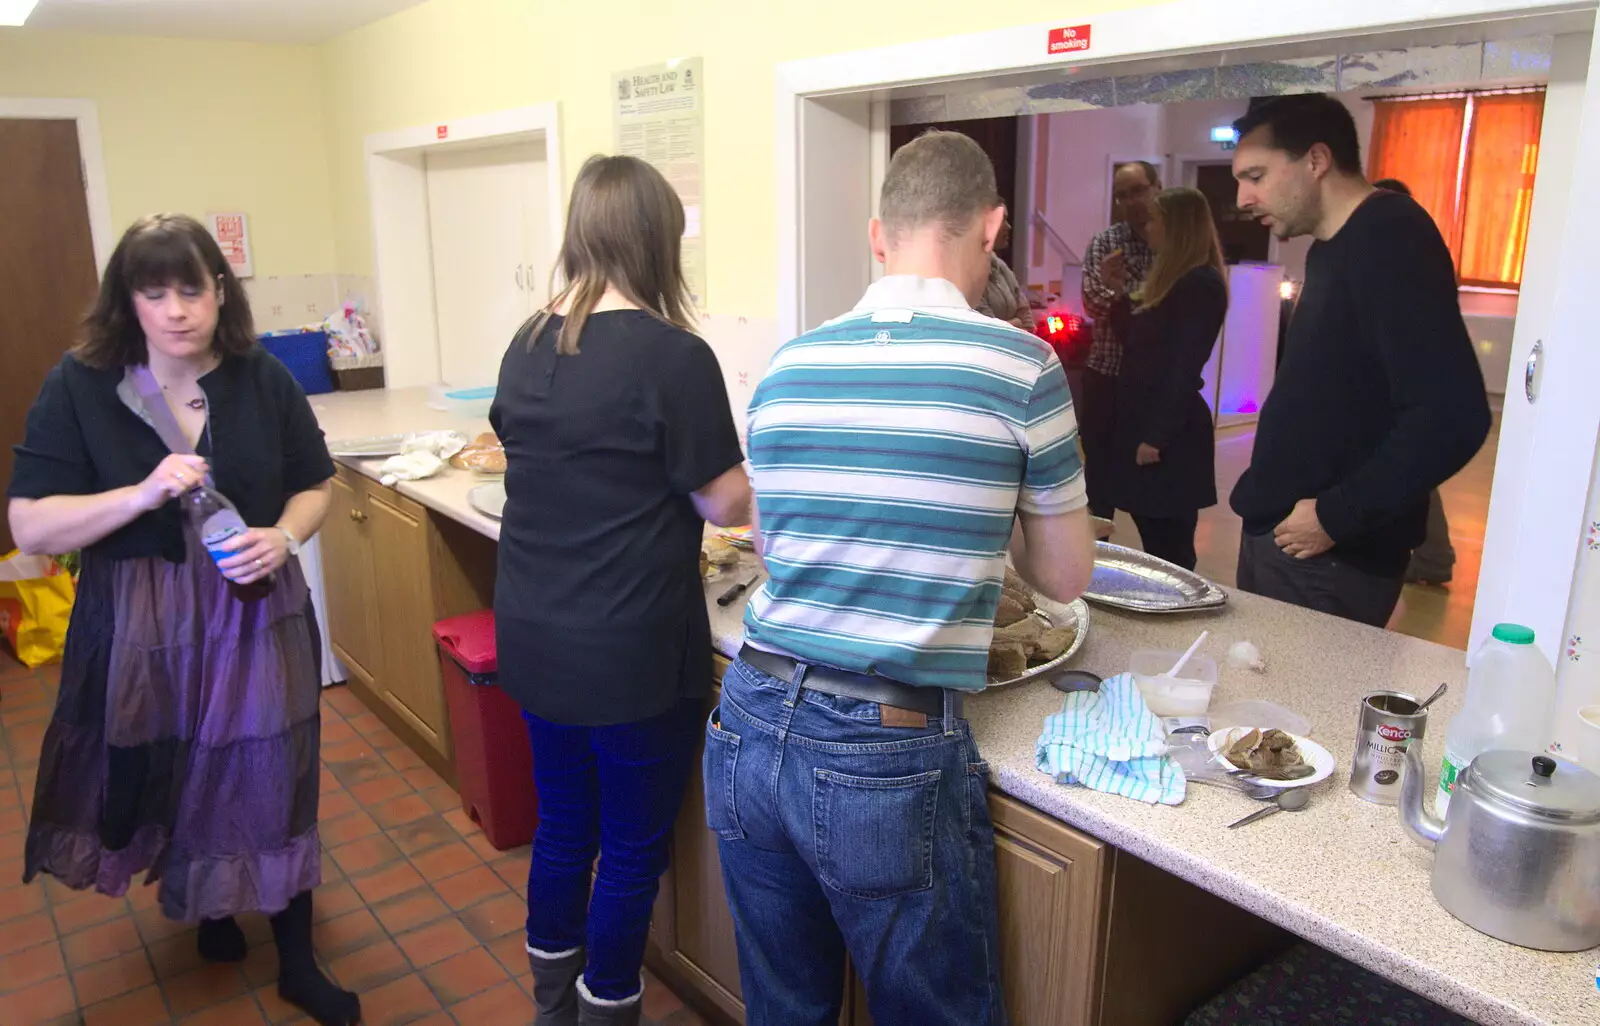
[737,645,962,725]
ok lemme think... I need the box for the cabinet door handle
[515,264,524,289]
[349,509,367,523]
[1525,339,1542,404]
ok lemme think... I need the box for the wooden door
[365,488,452,757]
[989,795,1109,1026]
[0,119,99,552]
[321,470,379,682]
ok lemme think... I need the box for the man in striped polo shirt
[707,131,1095,1025]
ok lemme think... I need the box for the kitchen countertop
[313,387,1597,1026]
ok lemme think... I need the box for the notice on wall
[206,212,254,279]
[612,57,706,308]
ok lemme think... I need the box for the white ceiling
[26,0,434,44]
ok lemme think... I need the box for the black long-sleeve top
[1230,190,1491,575]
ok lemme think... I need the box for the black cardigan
[1108,265,1228,518]
[8,349,336,564]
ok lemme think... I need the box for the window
[1368,89,1545,290]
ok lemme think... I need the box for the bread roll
[987,642,1029,680]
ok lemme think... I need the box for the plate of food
[986,566,1090,688]
[449,432,506,476]
[701,535,743,582]
[1207,726,1334,790]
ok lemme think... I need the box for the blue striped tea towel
[1035,672,1187,805]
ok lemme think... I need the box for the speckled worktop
[313,388,1597,1026]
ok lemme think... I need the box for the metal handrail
[1032,211,1084,268]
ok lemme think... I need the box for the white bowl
[1206,726,1335,790]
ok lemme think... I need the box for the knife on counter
[717,573,763,607]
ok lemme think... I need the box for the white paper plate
[467,482,506,521]
[1207,726,1335,790]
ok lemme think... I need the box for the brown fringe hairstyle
[529,154,695,356]
[74,213,257,369]
[1135,188,1228,311]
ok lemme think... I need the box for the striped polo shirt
[742,275,1087,691]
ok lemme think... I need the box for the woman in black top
[6,215,357,1026]
[1104,188,1229,570]
[492,155,749,1026]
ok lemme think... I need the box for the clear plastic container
[1436,623,1556,817]
[1129,649,1218,717]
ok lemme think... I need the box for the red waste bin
[433,610,538,850]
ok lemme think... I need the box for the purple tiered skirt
[23,528,323,922]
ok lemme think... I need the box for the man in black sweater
[1228,95,1490,627]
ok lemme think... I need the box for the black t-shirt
[8,349,336,564]
[489,310,744,726]
[1230,191,1490,575]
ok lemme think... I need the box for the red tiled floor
[177,993,269,1026]
[433,864,506,911]
[70,948,155,1006]
[395,918,477,968]
[358,972,442,1026]
[0,683,708,1026]
[421,945,508,1005]
[408,840,480,881]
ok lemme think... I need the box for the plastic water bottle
[181,485,273,600]
[1435,623,1555,817]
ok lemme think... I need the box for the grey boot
[576,974,644,1026]
[526,945,584,1026]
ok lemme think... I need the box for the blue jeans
[522,699,701,1000]
[707,657,1005,1026]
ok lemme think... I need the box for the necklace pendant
[186,397,207,410]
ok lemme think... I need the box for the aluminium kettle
[1400,744,1600,951]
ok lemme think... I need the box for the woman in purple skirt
[6,214,358,1026]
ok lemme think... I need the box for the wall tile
[1216,58,1338,100]
[1114,68,1216,106]
[245,274,339,334]
[700,315,781,453]
[1482,36,1554,82]
[1338,44,1483,91]
[1025,77,1116,112]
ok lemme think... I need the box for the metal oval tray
[987,597,1090,689]
[1084,541,1227,613]
[466,481,506,521]
[328,434,408,458]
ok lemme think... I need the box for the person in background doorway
[1102,188,1229,571]
[1372,177,1460,588]
[1229,96,1489,626]
[1081,160,1160,523]
[976,219,1036,330]
[491,154,750,1026]
[713,130,1096,1025]
[7,214,355,1026]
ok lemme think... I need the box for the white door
[519,149,555,313]
[425,139,546,388]
[1471,30,1600,663]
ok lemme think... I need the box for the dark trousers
[1079,367,1119,520]
[1406,489,1456,583]
[522,699,702,999]
[1132,513,1199,571]
[1236,530,1404,628]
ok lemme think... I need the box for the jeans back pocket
[813,768,941,900]
[703,710,745,841]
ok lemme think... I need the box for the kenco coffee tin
[1350,690,1429,805]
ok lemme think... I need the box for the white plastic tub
[1129,649,1218,717]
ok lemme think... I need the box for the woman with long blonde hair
[489,154,750,1026]
[1103,187,1229,569]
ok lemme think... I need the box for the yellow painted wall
[319,0,1136,317]
[0,28,337,276]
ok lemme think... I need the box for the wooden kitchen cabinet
[649,658,1289,1026]
[320,466,498,778]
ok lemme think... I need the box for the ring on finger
[255,558,265,570]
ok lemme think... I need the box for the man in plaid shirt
[1079,161,1159,520]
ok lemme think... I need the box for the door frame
[0,98,115,275]
[776,0,1600,662]
[364,103,564,389]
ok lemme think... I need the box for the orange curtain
[1368,97,1469,259]
[1458,93,1545,287]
